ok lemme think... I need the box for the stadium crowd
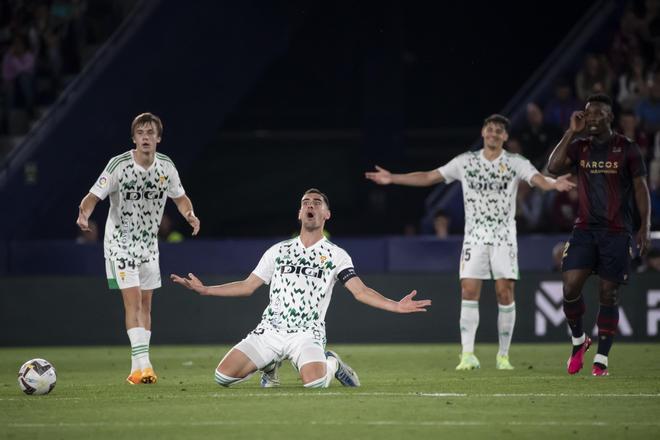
[0,0,132,143]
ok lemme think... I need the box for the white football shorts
[233,327,326,370]
[105,258,161,291]
[459,243,519,280]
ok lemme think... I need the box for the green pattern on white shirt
[439,149,538,246]
[90,151,185,263]
[252,237,353,337]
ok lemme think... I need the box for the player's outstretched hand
[365,165,393,185]
[569,111,586,133]
[170,273,207,295]
[186,213,200,236]
[396,290,431,313]
[555,173,576,192]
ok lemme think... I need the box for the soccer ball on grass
[17,358,57,395]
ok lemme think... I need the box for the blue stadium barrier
[6,235,654,277]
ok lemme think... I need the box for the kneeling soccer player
[172,188,431,388]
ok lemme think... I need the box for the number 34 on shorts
[105,258,161,290]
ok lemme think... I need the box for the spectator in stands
[2,34,36,118]
[30,3,64,92]
[575,54,612,102]
[432,210,450,239]
[619,110,650,163]
[514,102,562,168]
[639,0,660,50]
[544,79,583,130]
[616,55,649,111]
[609,8,643,75]
[506,137,523,154]
[635,70,660,135]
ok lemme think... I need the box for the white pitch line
[1,391,659,402]
[6,420,660,429]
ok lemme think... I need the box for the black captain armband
[337,267,357,284]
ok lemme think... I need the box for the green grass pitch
[1,343,659,439]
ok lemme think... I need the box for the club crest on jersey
[280,265,324,278]
[320,255,327,264]
[159,175,168,184]
[499,163,507,173]
[119,271,126,281]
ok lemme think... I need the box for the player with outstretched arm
[171,188,431,388]
[366,114,575,371]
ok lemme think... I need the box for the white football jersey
[90,150,185,262]
[252,237,355,336]
[438,149,538,246]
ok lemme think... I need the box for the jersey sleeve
[89,160,118,200]
[437,155,463,183]
[513,155,540,185]
[626,142,648,178]
[252,244,277,285]
[167,164,186,198]
[334,248,357,285]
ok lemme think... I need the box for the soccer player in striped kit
[547,94,651,376]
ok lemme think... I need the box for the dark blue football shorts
[561,229,633,284]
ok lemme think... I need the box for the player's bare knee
[562,282,582,301]
[495,287,514,304]
[461,289,479,301]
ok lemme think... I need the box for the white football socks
[460,300,480,354]
[323,355,339,387]
[127,327,150,371]
[497,302,516,356]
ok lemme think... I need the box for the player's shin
[459,300,479,353]
[563,295,586,341]
[497,302,516,356]
[127,327,149,371]
[595,304,618,366]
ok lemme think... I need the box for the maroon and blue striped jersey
[566,133,646,233]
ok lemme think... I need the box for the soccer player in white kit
[171,189,431,388]
[366,114,575,370]
[76,113,200,384]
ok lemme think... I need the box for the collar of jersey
[480,148,504,163]
[296,235,326,250]
[130,149,157,172]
